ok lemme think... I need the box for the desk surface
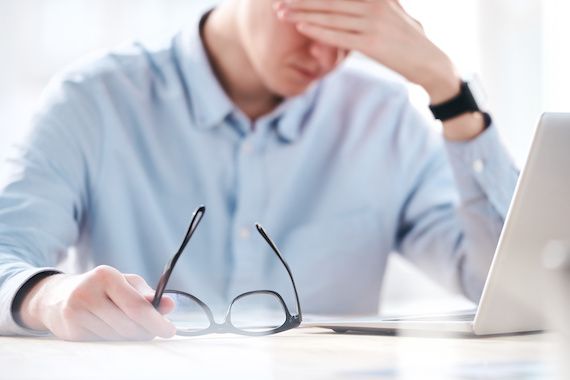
[0,327,564,380]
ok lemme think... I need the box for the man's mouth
[291,64,320,81]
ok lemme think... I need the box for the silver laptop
[305,113,570,335]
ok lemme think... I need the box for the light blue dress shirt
[0,16,519,335]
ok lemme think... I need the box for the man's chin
[272,81,314,98]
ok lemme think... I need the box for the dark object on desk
[152,205,302,336]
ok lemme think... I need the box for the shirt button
[239,227,251,239]
[473,159,485,173]
[243,142,253,154]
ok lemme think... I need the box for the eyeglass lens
[166,290,288,334]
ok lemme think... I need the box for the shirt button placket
[230,127,266,294]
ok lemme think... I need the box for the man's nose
[309,42,339,72]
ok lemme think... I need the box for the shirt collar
[174,10,320,143]
[174,11,234,130]
[270,84,320,143]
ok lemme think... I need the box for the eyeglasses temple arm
[255,224,302,320]
[152,205,206,308]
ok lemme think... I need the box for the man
[0,0,518,341]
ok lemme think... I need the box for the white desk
[0,327,563,379]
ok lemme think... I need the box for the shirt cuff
[0,267,62,336]
[444,125,520,217]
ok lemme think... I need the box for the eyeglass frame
[151,205,303,336]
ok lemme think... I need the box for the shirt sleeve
[0,74,102,336]
[394,101,519,302]
[444,124,518,218]
[443,124,519,300]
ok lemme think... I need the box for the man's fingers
[106,277,176,338]
[296,23,361,51]
[125,273,175,315]
[278,9,367,33]
[144,294,176,315]
[89,298,155,340]
[274,0,370,17]
[125,273,154,294]
[79,310,125,341]
[60,323,101,342]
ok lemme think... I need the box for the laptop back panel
[474,113,570,335]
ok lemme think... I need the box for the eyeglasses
[152,206,302,336]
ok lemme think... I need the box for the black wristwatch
[429,80,492,128]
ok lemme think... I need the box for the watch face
[465,74,489,111]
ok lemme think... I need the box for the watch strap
[429,81,480,121]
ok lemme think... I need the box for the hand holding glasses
[152,206,302,336]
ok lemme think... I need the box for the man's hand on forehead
[273,0,458,103]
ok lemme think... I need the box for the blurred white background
[0,0,568,314]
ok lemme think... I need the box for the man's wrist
[425,73,491,141]
[13,272,62,331]
[418,55,462,105]
[442,111,487,141]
